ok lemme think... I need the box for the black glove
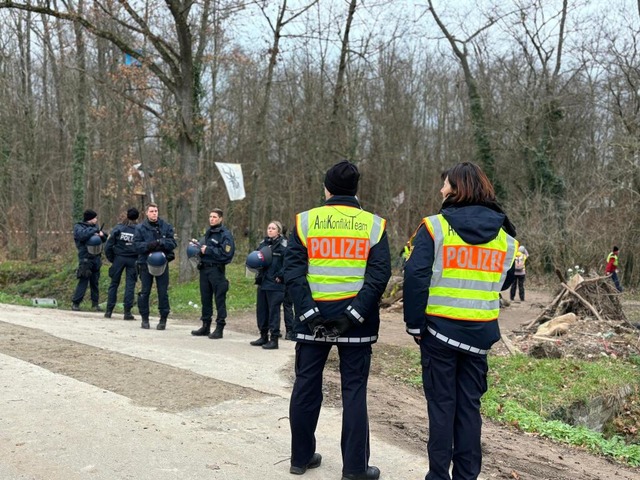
[305,316,326,338]
[324,315,352,338]
[147,240,160,251]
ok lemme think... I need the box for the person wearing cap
[605,246,623,292]
[190,209,236,339]
[133,202,177,330]
[249,220,286,350]
[284,160,391,480]
[71,209,107,312]
[404,162,517,480]
[104,208,140,320]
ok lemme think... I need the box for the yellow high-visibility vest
[297,205,386,301]
[424,214,517,321]
[607,252,619,267]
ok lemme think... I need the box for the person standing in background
[71,209,107,312]
[510,245,528,302]
[104,208,140,320]
[606,246,623,292]
[134,203,177,330]
[190,209,236,339]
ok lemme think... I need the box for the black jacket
[105,221,138,262]
[133,218,177,264]
[403,202,516,352]
[73,221,107,260]
[198,224,235,267]
[284,195,392,345]
[256,235,286,292]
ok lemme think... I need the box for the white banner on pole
[215,162,246,201]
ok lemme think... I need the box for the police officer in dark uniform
[404,162,517,480]
[282,224,295,340]
[249,220,286,350]
[133,202,177,330]
[104,208,140,320]
[71,209,107,311]
[284,160,391,480]
[191,209,235,339]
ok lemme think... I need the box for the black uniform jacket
[73,221,107,260]
[133,218,177,264]
[284,195,392,345]
[105,221,137,262]
[255,235,286,292]
[403,201,516,351]
[198,224,235,268]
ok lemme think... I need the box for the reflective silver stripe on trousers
[299,307,319,321]
[308,280,364,293]
[347,305,363,323]
[295,334,378,343]
[428,327,487,355]
[308,265,366,276]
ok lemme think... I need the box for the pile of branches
[525,270,628,331]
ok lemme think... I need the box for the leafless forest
[0,0,638,285]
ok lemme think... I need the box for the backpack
[514,255,525,271]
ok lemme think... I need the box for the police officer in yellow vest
[284,160,391,480]
[404,162,517,480]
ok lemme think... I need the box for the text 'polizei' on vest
[443,245,506,272]
[308,237,370,260]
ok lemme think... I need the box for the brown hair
[441,162,495,204]
[210,208,223,217]
[145,202,158,212]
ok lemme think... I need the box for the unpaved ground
[0,288,638,479]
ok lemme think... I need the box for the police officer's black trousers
[107,256,137,311]
[289,342,372,475]
[420,333,487,480]
[199,266,229,325]
[509,275,525,301]
[72,258,101,305]
[137,265,170,318]
[256,287,284,337]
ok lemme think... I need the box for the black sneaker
[290,453,322,475]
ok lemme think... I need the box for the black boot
[191,319,212,336]
[250,332,268,346]
[93,303,103,312]
[123,310,135,321]
[157,316,167,330]
[104,309,113,319]
[141,315,150,329]
[262,335,279,350]
[208,324,224,339]
[71,303,80,311]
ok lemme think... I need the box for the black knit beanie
[83,209,98,222]
[324,160,360,196]
[127,208,140,221]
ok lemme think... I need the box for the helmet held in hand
[147,251,168,276]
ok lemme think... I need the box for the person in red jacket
[605,246,622,292]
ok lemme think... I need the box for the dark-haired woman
[250,220,286,350]
[403,162,517,480]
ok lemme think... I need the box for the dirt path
[0,288,638,479]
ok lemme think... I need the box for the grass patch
[0,258,257,316]
[376,345,640,467]
[484,355,640,466]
